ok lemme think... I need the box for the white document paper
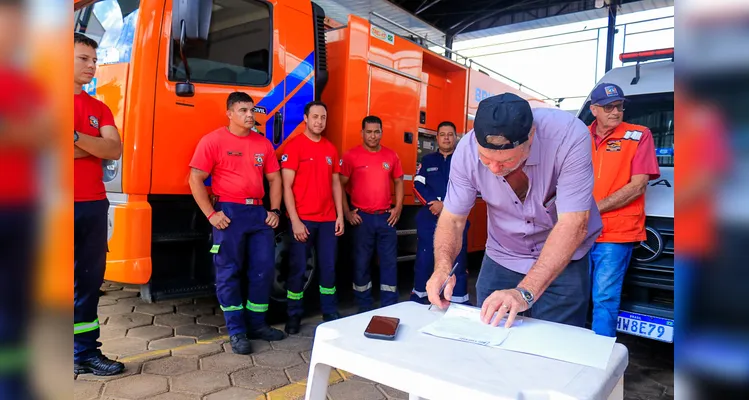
[419,304,510,347]
[419,304,616,369]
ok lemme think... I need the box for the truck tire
[270,230,317,303]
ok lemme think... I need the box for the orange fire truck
[73,0,555,303]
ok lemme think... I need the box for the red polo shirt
[75,91,115,202]
[190,127,279,203]
[281,133,340,222]
[341,145,403,213]
[0,68,41,205]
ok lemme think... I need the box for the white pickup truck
[577,48,675,343]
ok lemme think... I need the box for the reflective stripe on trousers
[353,282,372,292]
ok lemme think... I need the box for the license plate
[616,311,674,343]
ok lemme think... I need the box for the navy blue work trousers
[352,212,398,309]
[74,199,109,363]
[411,207,470,304]
[287,220,338,316]
[212,202,275,336]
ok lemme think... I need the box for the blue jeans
[476,253,590,327]
[590,242,634,337]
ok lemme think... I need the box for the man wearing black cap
[426,93,603,329]
[586,83,660,337]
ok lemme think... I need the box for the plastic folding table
[305,301,627,400]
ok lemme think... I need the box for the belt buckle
[245,199,255,205]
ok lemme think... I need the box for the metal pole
[604,0,619,73]
[595,28,601,82]
[445,34,454,59]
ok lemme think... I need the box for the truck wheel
[270,231,316,302]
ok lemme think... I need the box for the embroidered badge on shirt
[254,153,264,167]
[326,156,332,165]
[89,116,99,129]
[281,154,288,163]
[382,162,390,170]
[339,159,343,167]
[606,140,622,152]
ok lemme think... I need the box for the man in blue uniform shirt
[411,121,471,304]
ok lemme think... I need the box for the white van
[577,48,675,343]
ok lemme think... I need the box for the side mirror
[172,0,211,97]
[171,0,212,41]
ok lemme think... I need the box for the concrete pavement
[74,282,408,400]
[74,281,673,400]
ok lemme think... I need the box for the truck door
[151,0,315,195]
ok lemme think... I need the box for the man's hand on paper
[426,269,456,309]
[481,289,529,328]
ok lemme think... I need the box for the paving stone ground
[73,282,673,400]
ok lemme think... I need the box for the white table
[305,302,627,400]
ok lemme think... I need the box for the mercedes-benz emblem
[633,226,664,263]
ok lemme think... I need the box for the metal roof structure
[313,0,446,43]
[390,0,674,41]
[313,0,673,44]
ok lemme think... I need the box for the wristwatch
[515,287,535,307]
[74,131,79,142]
[270,209,281,217]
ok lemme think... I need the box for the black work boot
[285,315,302,335]
[74,355,125,376]
[322,312,340,322]
[229,333,253,355]
[248,325,286,341]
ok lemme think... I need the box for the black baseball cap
[474,93,534,150]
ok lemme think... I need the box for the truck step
[152,232,209,243]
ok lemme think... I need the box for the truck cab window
[579,92,674,167]
[74,0,140,65]
[169,0,272,87]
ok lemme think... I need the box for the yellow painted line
[263,368,356,399]
[118,334,229,363]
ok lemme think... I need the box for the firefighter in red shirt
[189,92,286,355]
[73,33,125,376]
[341,116,404,312]
[281,101,344,334]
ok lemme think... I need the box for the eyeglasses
[597,103,624,113]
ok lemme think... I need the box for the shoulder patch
[339,159,343,167]
[281,154,288,163]
[622,130,643,141]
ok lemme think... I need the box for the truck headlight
[103,159,119,183]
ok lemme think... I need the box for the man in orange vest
[587,83,660,337]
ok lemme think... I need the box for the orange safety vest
[589,121,648,243]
